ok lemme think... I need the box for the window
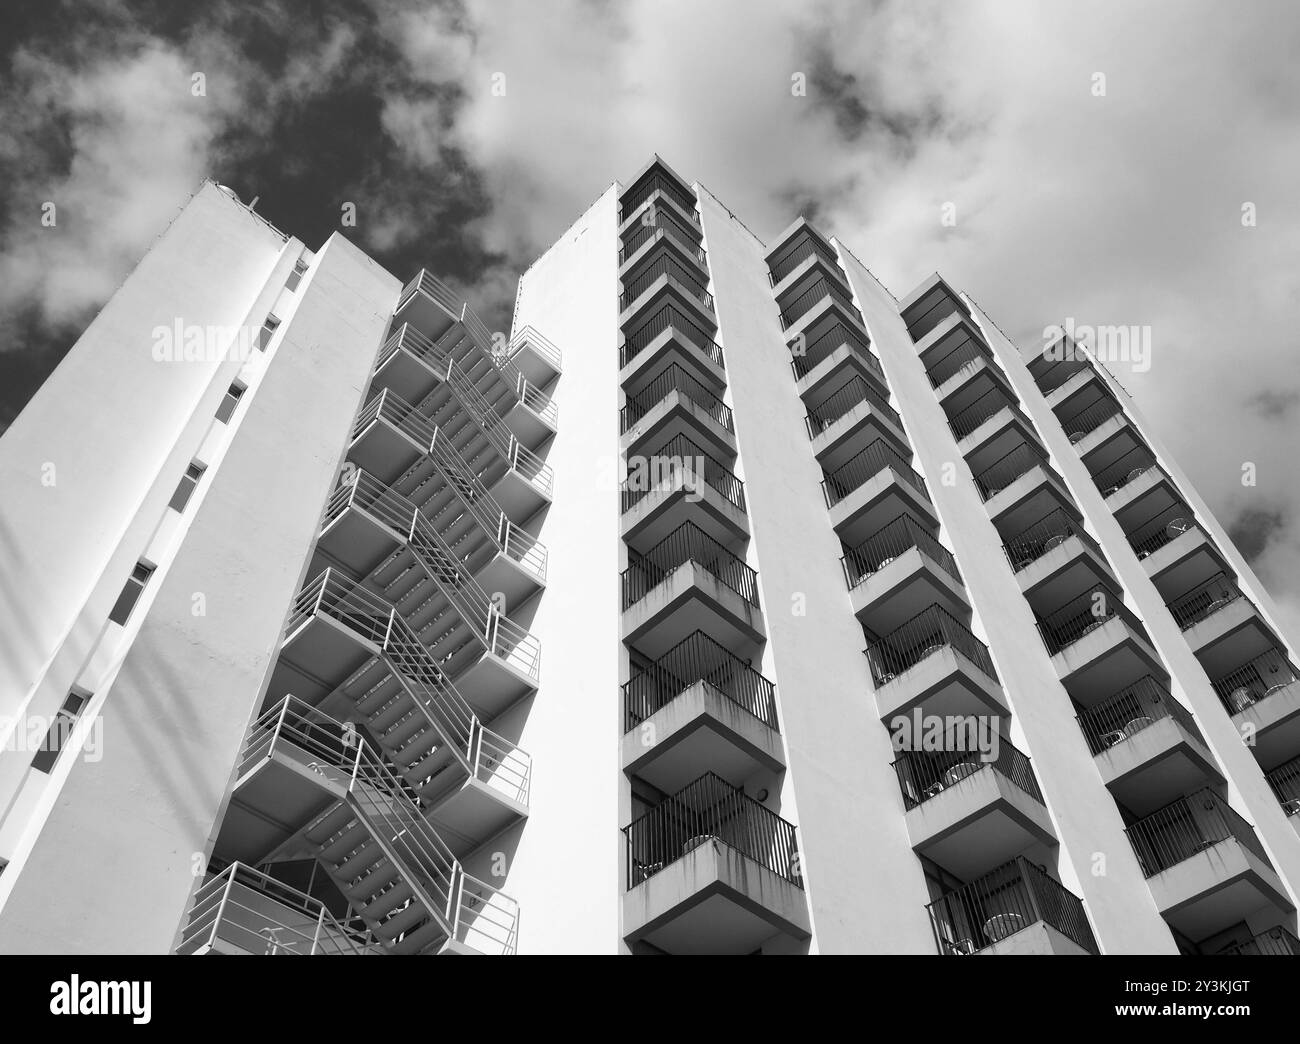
[285,259,309,292]
[31,690,90,774]
[108,562,154,625]
[255,314,281,351]
[167,462,206,513]
[215,382,245,424]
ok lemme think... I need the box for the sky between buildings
[1,0,1297,631]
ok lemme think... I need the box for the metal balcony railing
[1002,508,1086,572]
[398,269,463,317]
[972,442,1049,501]
[177,862,382,955]
[508,325,563,372]
[1221,927,1300,955]
[778,277,857,329]
[1060,397,1123,444]
[1076,675,1204,756]
[620,173,699,223]
[1031,350,1091,395]
[821,438,927,508]
[864,604,997,686]
[841,513,960,591]
[1125,789,1269,878]
[804,375,901,439]
[767,233,843,286]
[238,697,520,954]
[893,732,1042,811]
[927,857,1098,955]
[1127,511,1197,560]
[925,335,993,389]
[1093,448,1157,498]
[621,432,745,514]
[620,303,724,371]
[620,251,713,313]
[1165,572,1244,631]
[789,320,880,383]
[624,630,778,733]
[323,471,542,680]
[287,569,531,807]
[1035,582,1137,655]
[620,219,705,266]
[621,522,759,611]
[623,772,801,890]
[620,362,733,435]
[1211,648,1300,715]
[515,374,558,428]
[947,387,1021,442]
[1265,755,1300,816]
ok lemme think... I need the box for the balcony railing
[623,772,801,889]
[178,862,381,955]
[1076,675,1204,756]
[1265,755,1300,816]
[894,732,1042,811]
[972,442,1049,501]
[1035,582,1136,655]
[622,522,759,611]
[620,173,699,224]
[925,336,993,389]
[864,604,997,686]
[767,233,842,286]
[778,277,857,330]
[1128,511,1197,560]
[620,362,733,435]
[927,857,1098,955]
[620,303,724,371]
[804,375,901,439]
[508,325,564,372]
[789,320,879,383]
[841,513,960,591]
[1060,397,1123,444]
[1093,448,1157,498]
[624,630,778,733]
[947,387,1020,442]
[619,215,705,265]
[1002,508,1086,572]
[620,251,713,312]
[822,438,927,508]
[1126,789,1269,878]
[1210,648,1299,715]
[1221,927,1300,955]
[1165,572,1244,631]
[1031,352,1092,395]
[621,432,744,515]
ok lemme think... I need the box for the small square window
[31,691,90,774]
[255,315,281,351]
[285,260,309,293]
[215,383,245,424]
[168,462,206,513]
[108,562,154,626]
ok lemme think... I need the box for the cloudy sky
[1,0,1297,629]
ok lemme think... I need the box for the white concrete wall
[499,186,622,954]
[698,190,935,954]
[0,219,399,952]
[842,258,1179,953]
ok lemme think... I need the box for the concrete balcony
[621,363,736,464]
[619,303,726,398]
[767,224,847,293]
[506,326,562,388]
[1063,403,1146,480]
[1036,583,1163,701]
[913,311,985,377]
[622,632,784,792]
[895,738,1055,880]
[1103,461,1178,523]
[927,857,1098,955]
[1004,510,1115,607]
[618,177,700,236]
[900,273,972,344]
[791,318,888,402]
[1127,790,1293,941]
[975,444,1076,536]
[1168,574,1273,666]
[1131,517,1229,601]
[1213,650,1300,768]
[622,774,810,954]
[823,439,938,548]
[933,355,1013,419]
[393,269,462,343]
[865,604,1008,722]
[621,432,749,549]
[807,377,910,470]
[1078,676,1222,815]
[619,222,707,281]
[621,522,766,660]
[778,277,863,343]
[619,266,714,333]
[951,401,1042,474]
[1044,365,1101,410]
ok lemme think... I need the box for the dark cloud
[1245,388,1300,420]
[1228,507,1288,562]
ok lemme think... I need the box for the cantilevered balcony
[864,604,1007,722]
[217,698,522,953]
[1221,927,1300,955]
[506,326,562,387]
[900,274,972,344]
[777,274,860,339]
[1166,573,1271,664]
[1126,789,1291,940]
[1035,582,1162,698]
[621,432,748,548]
[841,512,968,635]
[947,389,1041,470]
[927,858,1098,955]
[821,438,936,547]
[1076,676,1220,815]
[621,522,765,660]
[1096,449,1166,512]
[622,773,809,954]
[619,303,726,395]
[1212,648,1300,767]
[766,228,847,293]
[619,169,699,228]
[789,317,887,402]
[1057,396,1146,476]
[917,314,992,391]
[1003,508,1114,603]
[1128,512,1230,603]
[805,375,909,467]
[973,442,1074,535]
[177,862,383,955]
[895,734,1054,879]
[619,248,714,321]
[622,631,784,792]
[1265,756,1300,821]
[620,363,735,463]
[1028,337,1093,396]
[619,212,707,276]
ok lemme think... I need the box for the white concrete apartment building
[0,160,1297,956]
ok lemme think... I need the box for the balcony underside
[623,841,810,954]
[782,294,865,347]
[393,287,458,343]
[1107,467,1179,523]
[828,470,938,548]
[272,614,377,705]
[771,250,846,300]
[1181,597,1274,665]
[1070,414,1144,473]
[622,562,766,661]
[620,328,726,398]
[795,342,889,406]
[1141,528,1228,598]
[619,277,714,337]
[502,396,556,451]
[958,409,1041,473]
[1015,534,1116,609]
[984,465,1075,535]
[1045,367,1099,410]
[980,922,1094,955]
[871,646,1009,724]
[1096,717,1223,816]
[489,466,551,524]
[621,389,736,464]
[811,403,910,472]
[1232,680,1300,769]
[915,312,986,370]
[476,550,545,615]
[936,358,1009,413]
[621,477,749,552]
[351,417,431,487]
[850,546,970,638]
[371,345,443,405]
[621,681,785,793]
[1146,839,1292,941]
[509,338,561,387]
[1052,616,1166,703]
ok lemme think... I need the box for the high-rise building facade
[1,160,1298,956]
